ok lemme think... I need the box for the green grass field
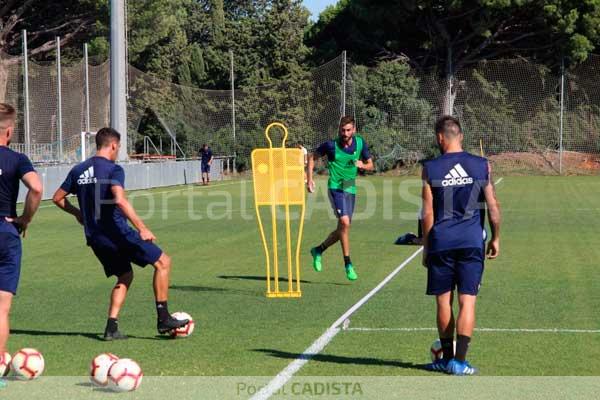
[7,175,600,386]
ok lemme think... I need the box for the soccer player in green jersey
[306,116,374,280]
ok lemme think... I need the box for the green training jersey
[327,135,364,194]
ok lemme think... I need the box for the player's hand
[140,227,156,242]
[486,239,500,259]
[5,216,29,238]
[307,179,315,193]
[356,160,366,169]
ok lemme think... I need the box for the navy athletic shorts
[0,221,22,295]
[426,247,484,296]
[89,230,163,278]
[201,163,210,173]
[328,189,356,220]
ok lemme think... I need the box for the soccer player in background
[421,116,501,375]
[199,143,213,185]
[307,116,374,281]
[52,128,188,340]
[0,103,42,388]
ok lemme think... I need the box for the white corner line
[343,327,600,334]
[250,247,423,400]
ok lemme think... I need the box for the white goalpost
[80,131,97,162]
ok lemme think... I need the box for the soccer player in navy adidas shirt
[199,144,213,185]
[52,128,188,340]
[421,116,501,375]
[0,103,42,389]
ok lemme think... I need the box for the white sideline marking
[250,247,423,400]
[494,177,503,185]
[36,180,249,209]
[344,327,600,334]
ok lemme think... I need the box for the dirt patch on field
[489,151,600,175]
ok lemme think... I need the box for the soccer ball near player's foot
[107,358,143,392]
[90,353,119,387]
[430,339,456,362]
[0,352,11,377]
[11,348,44,380]
[170,312,195,338]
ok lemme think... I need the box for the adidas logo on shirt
[441,163,473,187]
[77,166,97,185]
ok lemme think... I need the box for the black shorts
[201,163,210,173]
[0,225,21,295]
[89,231,163,278]
[426,247,485,296]
[328,189,356,220]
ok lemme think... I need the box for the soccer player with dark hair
[422,115,501,375]
[199,144,213,185]
[0,103,42,388]
[307,116,374,281]
[52,127,188,340]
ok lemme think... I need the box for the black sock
[455,334,471,362]
[106,318,118,333]
[344,256,352,266]
[156,301,170,321]
[316,243,327,254]
[440,337,454,360]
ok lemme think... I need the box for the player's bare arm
[111,185,156,242]
[306,152,318,193]
[484,170,501,259]
[421,168,434,267]
[5,171,42,237]
[52,188,83,225]
[356,158,374,171]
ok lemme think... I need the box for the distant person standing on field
[199,144,213,185]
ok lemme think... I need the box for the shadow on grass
[11,329,171,342]
[253,348,428,371]
[218,275,348,286]
[75,382,95,387]
[170,285,229,292]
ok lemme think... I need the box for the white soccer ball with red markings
[430,339,456,362]
[90,353,119,387]
[107,358,143,392]
[0,351,11,377]
[11,348,44,380]
[170,311,195,338]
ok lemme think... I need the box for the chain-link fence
[1,44,600,175]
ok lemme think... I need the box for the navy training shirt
[199,148,212,164]
[0,146,35,218]
[423,151,489,253]
[60,156,132,242]
[315,137,371,162]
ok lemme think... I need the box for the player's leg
[153,252,170,303]
[436,291,455,358]
[0,291,10,389]
[446,247,484,375]
[338,191,357,280]
[338,215,357,280]
[90,240,133,340]
[152,252,190,333]
[310,190,341,271]
[456,293,476,358]
[0,291,13,355]
[0,230,21,387]
[104,271,133,340]
[425,250,456,372]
